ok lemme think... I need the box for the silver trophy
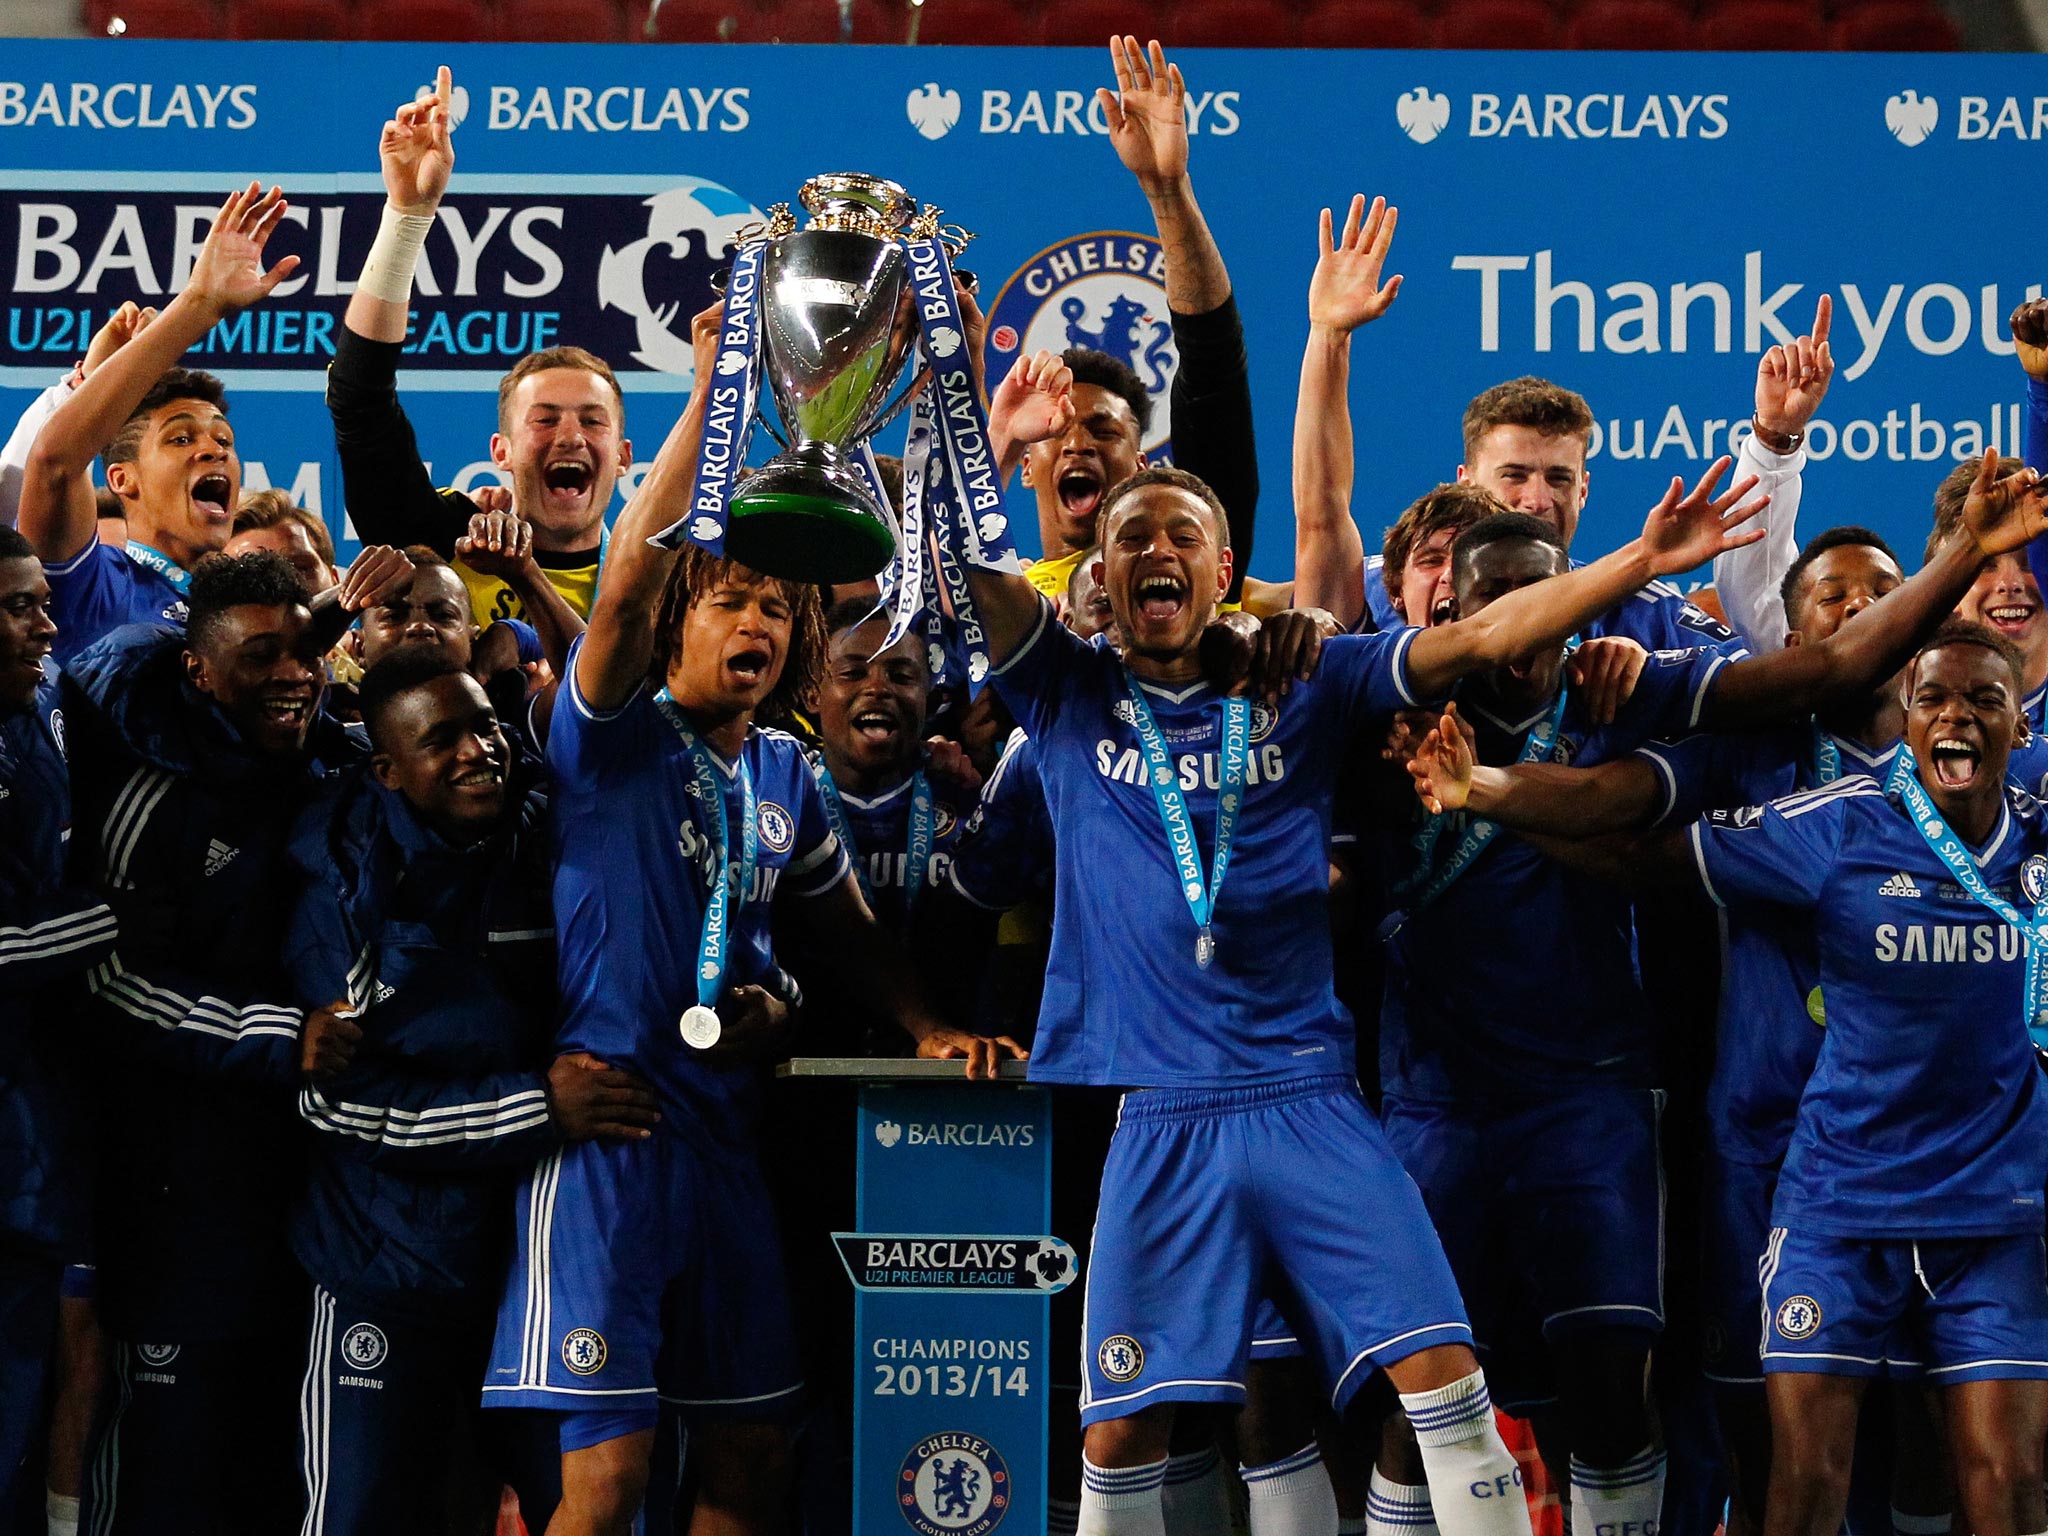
[720,173,964,584]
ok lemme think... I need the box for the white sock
[1241,1442,1338,1536]
[1080,1454,1169,1536]
[1162,1446,1233,1534]
[1568,1446,1664,1536]
[1398,1372,1530,1536]
[1051,1496,1082,1536]
[1892,1514,1950,1536]
[1366,1467,1440,1534]
[46,1492,80,1536]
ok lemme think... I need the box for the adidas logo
[373,981,397,1004]
[1878,871,1923,899]
[203,839,239,877]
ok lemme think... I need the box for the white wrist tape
[356,204,435,306]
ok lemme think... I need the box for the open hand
[185,183,301,316]
[381,65,456,215]
[1099,36,1188,195]
[337,544,415,612]
[1239,608,1338,703]
[1309,194,1402,336]
[1638,456,1767,577]
[990,350,1076,451]
[1755,294,1832,439]
[547,1052,660,1140]
[1408,701,1478,816]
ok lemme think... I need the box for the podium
[778,1058,1063,1536]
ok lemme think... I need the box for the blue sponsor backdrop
[2,41,2041,581]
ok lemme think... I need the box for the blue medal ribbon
[123,540,191,595]
[1124,679,1247,969]
[1380,663,1575,942]
[1885,744,2048,1043]
[1810,721,1842,786]
[654,690,760,1013]
[654,238,768,554]
[813,763,933,914]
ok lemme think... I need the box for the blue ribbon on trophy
[651,234,768,555]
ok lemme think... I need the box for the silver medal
[680,1004,722,1050]
[1195,931,1215,969]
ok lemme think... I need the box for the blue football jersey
[1691,776,2048,1238]
[989,602,1419,1088]
[1642,726,1898,1167]
[1377,646,1732,1100]
[805,757,968,935]
[1361,553,1741,655]
[947,728,1054,911]
[45,542,188,666]
[547,642,849,1148]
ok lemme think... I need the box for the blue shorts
[1760,1226,2048,1382]
[1250,1295,1302,1361]
[1080,1077,1470,1426]
[1700,1153,1777,1386]
[483,1135,804,1427]
[1382,1089,1664,1406]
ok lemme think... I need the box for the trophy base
[725,455,898,585]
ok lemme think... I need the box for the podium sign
[808,1063,1056,1536]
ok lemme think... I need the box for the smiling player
[329,70,633,627]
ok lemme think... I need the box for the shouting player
[971,340,1768,1536]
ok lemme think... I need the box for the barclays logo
[906,82,961,140]
[414,80,470,131]
[1396,87,1450,144]
[1886,89,1938,146]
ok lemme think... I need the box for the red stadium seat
[914,0,1042,44]
[1039,0,1163,47]
[1696,1,1829,50]
[497,0,625,39]
[1438,0,1561,48]
[1299,0,1433,49]
[100,0,220,36]
[1168,0,1298,47]
[1832,1,1959,50]
[355,0,488,37]
[1566,0,1693,49]
[230,0,347,34]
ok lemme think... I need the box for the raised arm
[1703,448,2048,729]
[1712,294,1830,654]
[572,307,715,711]
[1293,195,1402,628]
[1406,458,1767,699]
[20,187,298,562]
[981,352,1076,657]
[2007,300,2048,598]
[0,304,157,532]
[1100,36,1228,313]
[1100,38,1261,598]
[455,510,585,678]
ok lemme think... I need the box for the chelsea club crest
[985,233,1178,459]
[2023,854,2048,906]
[899,1432,1010,1535]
